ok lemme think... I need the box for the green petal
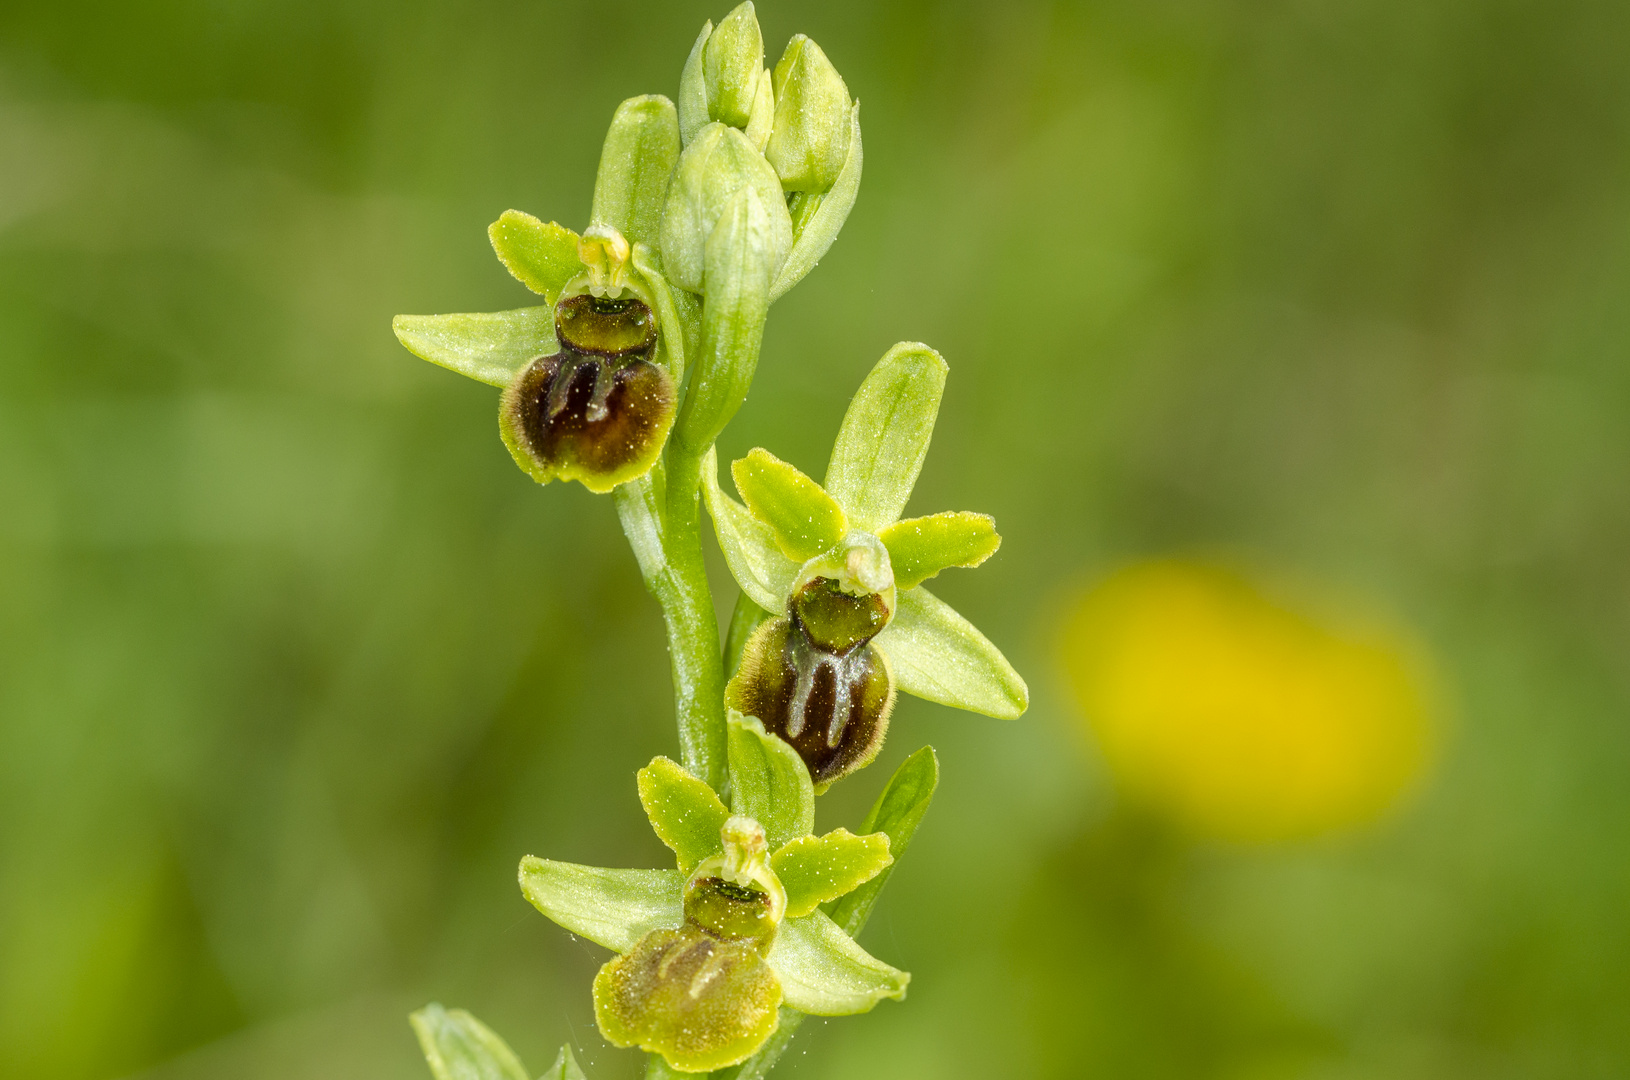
[638,756,730,871]
[770,101,862,303]
[410,1003,530,1080]
[703,447,800,612]
[592,96,682,250]
[878,512,1001,590]
[822,747,938,935]
[727,711,814,850]
[768,910,909,1015]
[392,307,555,388]
[517,858,683,953]
[873,586,1028,719]
[488,210,584,303]
[731,448,848,562]
[823,343,947,532]
[771,829,892,918]
[541,1045,587,1080]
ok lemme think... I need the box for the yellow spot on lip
[1061,560,1439,844]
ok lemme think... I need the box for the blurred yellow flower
[1061,561,1437,844]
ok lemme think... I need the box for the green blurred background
[3,1,1629,1077]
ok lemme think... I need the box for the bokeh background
[4,1,1629,1077]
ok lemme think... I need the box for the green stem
[614,461,727,791]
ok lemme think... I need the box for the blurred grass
[1,1,1628,1078]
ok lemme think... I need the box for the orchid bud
[659,121,792,293]
[702,2,764,129]
[498,294,675,493]
[766,35,852,193]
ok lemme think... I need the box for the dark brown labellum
[498,294,675,492]
[791,576,890,654]
[726,618,895,786]
[554,293,659,356]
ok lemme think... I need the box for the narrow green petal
[631,244,687,389]
[732,448,847,561]
[769,101,862,303]
[410,1004,530,1080]
[727,711,814,850]
[517,858,683,953]
[488,210,584,303]
[392,307,554,388]
[822,747,938,936]
[823,343,947,532]
[878,512,1001,590]
[771,829,892,918]
[874,586,1027,719]
[540,1044,587,1080]
[768,910,909,1015]
[639,756,730,871]
[592,96,682,249]
[703,447,800,612]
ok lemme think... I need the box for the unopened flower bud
[727,617,895,786]
[703,2,764,129]
[766,35,852,193]
[499,295,675,493]
[660,122,793,293]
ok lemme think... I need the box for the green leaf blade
[771,829,892,918]
[731,448,847,561]
[541,1044,587,1080]
[410,1003,530,1080]
[517,858,683,953]
[823,342,947,532]
[727,711,814,849]
[488,211,584,303]
[823,746,939,936]
[703,447,801,612]
[768,909,909,1015]
[874,586,1027,719]
[878,512,1001,590]
[392,307,555,388]
[638,756,730,871]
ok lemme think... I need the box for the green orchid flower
[704,343,1029,785]
[519,714,912,1073]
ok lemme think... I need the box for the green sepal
[731,448,848,561]
[771,829,892,918]
[592,96,682,250]
[768,910,909,1015]
[638,756,730,871]
[673,186,776,452]
[541,1044,588,1080]
[410,1003,530,1080]
[392,307,555,388]
[878,512,1001,589]
[488,211,584,303]
[703,447,800,611]
[517,858,683,953]
[873,586,1028,719]
[823,342,947,531]
[727,711,814,850]
[769,101,862,303]
[823,747,938,935]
